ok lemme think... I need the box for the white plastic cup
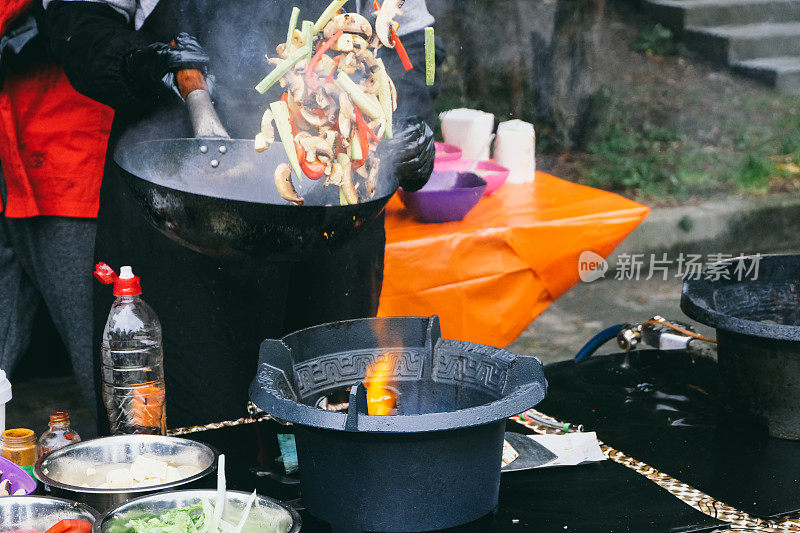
[495,119,536,184]
[439,108,495,161]
[0,370,12,433]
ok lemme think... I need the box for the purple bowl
[399,171,487,223]
[434,142,462,163]
[0,457,37,496]
[432,160,510,196]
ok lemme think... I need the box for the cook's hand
[125,33,211,101]
[389,117,435,192]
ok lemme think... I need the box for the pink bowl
[473,161,510,195]
[431,159,510,196]
[434,143,462,163]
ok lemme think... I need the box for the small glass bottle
[38,412,81,458]
[1,428,37,477]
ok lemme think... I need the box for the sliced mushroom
[276,43,288,59]
[300,107,328,128]
[375,0,404,48]
[313,54,337,76]
[261,109,275,143]
[328,161,344,186]
[352,35,371,51]
[337,152,359,205]
[323,13,373,41]
[321,127,338,151]
[354,48,379,71]
[298,136,334,163]
[338,93,354,138]
[283,70,306,102]
[362,75,380,95]
[275,163,304,206]
[0,478,11,496]
[277,29,306,59]
[338,52,359,75]
[315,90,335,113]
[331,33,355,53]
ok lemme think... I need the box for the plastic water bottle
[95,263,166,435]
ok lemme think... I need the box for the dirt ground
[537,4,800,205]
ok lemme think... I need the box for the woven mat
[512,410,800,533]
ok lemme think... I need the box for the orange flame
[365,357,397,415]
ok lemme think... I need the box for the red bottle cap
[94,262,142,296]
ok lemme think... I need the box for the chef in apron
[42,0,439,431]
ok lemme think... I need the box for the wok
[113,69,397,261]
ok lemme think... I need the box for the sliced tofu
[165,465,182,483]
[130,455,168,483]
[105,467,133,487]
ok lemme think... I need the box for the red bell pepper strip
[294,143,327,180]
[392,28,413,71]
[325,55,343,84]
[306,30,344,90]
[45,520,92,533]
[373,0,414,71]
[354,107,370,169]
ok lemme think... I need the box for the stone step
[731,55,800,94]
[684,22,800,63]
[648,0,800,32]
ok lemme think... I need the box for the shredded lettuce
[114,499,287,533]
[123,505,205,533]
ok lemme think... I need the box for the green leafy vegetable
[124,506,205,533]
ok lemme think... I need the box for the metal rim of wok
[249,316,548,434]
[681,253,800,341]
[93,489,302,533]
[0,495,101,523]
[34,435,219,496]
[113,138,398,261]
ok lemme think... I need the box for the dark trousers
[0,170,98,422]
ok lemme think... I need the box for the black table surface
[188,416,726,532]
[538,349,800,519]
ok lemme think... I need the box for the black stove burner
[249,316,547,532]
[188,420,726,533]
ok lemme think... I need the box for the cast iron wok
[114,137,397,262]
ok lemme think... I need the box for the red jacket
[0,0,114,218]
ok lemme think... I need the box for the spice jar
[2,428,37,476]
[38,412,81,458]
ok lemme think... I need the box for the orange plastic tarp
[378,172,650,348]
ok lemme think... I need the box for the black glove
[45,2,210,111]
[125,32,210,101]
[388,117,436,192]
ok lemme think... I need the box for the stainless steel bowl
[34,435,218,514]
[0,495,99,531]
[95,489,301,533]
